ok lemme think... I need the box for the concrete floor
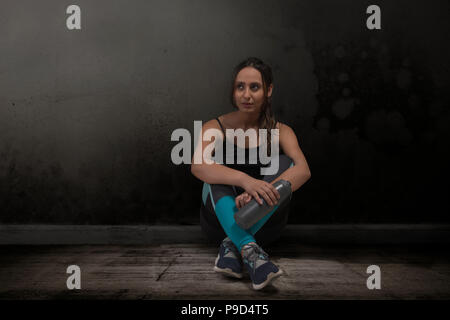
[0,243,449,300]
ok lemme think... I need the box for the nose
[243,87,251,100]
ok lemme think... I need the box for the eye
[250,83,260,91]
[236,83,244,90]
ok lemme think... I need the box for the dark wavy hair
[230,57,277,156]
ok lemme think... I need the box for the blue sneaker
[241,242,283,290]
[214,237,244,279]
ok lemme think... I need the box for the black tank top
[212,117,280,179]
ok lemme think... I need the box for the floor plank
[0,244,449,299]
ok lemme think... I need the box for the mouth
[242,103,254,107]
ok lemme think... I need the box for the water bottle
[234,179,292,229]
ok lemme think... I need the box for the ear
[267,84,273,98]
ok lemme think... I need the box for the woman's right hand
[235,192,252,209]
[240,175,280,206]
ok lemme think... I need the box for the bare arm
[190,119,247,187]
[270,123,311,192]
[236,123,311,208]
[190,120,281,206]
[192,161,247,186]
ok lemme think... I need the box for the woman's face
[233,66,272,114]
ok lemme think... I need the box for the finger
[252,192,263,205]
[262,185,277,205]
[268,185,279,204]
[263,185,278,205]
[259,189,273,206]
[267,183,281,200]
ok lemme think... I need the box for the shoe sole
[252,269,284,290]
[214,254,244,279]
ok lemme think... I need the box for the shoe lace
[223,238,239,256]
[242,243,269,269]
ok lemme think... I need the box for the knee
[261,154,293,178]
[214,194,238,216]
[279,154,294,170]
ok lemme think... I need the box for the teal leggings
[204,184,281,252]
[201,155,294,252]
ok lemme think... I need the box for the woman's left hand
[235,192,253,209]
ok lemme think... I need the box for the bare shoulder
[201,118,226,142]
[276,121,292,133]
[202,118,221,130]
[217,111,239,128]
[277,122,299,145]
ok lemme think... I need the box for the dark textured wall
[0,0,449,224]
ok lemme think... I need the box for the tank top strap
[215,117,226,135]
